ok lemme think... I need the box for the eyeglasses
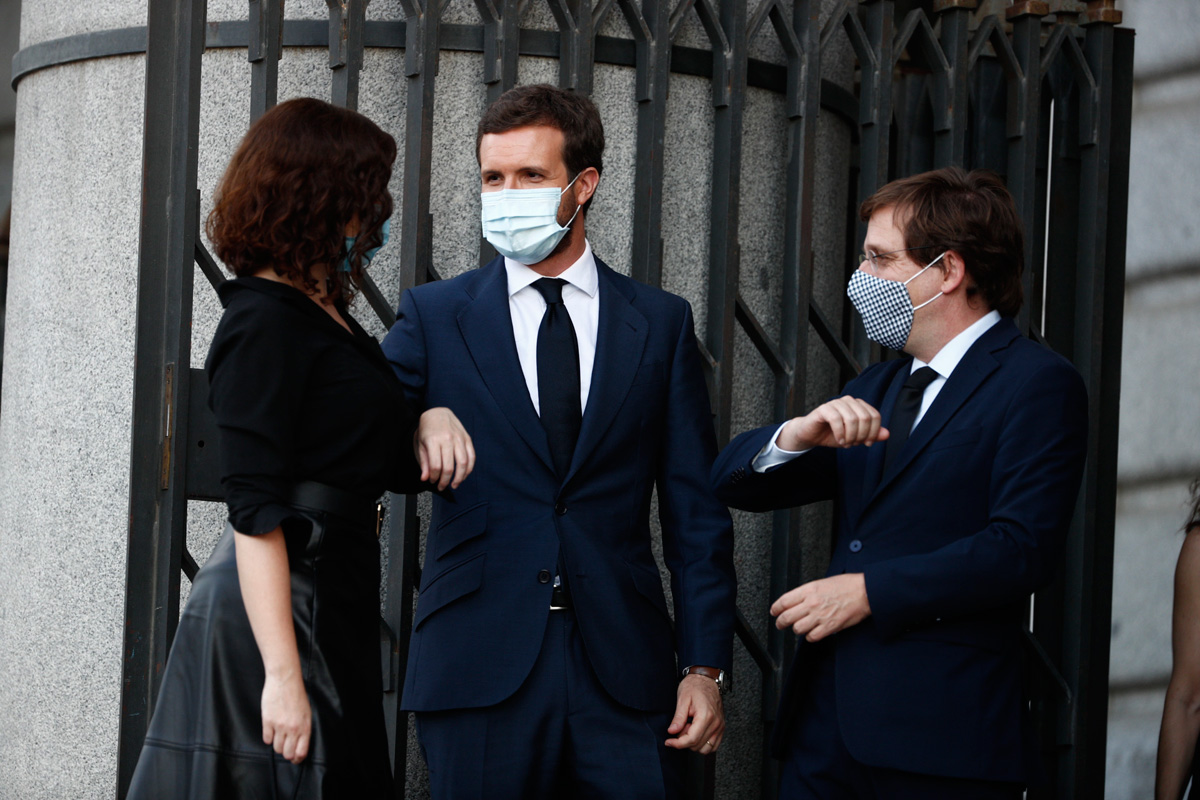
[859,245,938,273]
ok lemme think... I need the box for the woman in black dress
[1158,477,1200,800]
[127,97,473,799]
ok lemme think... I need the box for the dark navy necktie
[531,278,582,478]
[883,366,939,473]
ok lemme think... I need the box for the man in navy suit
[711,167,1088,798]
[381,84,736,798]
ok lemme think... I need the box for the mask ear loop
[560,172,583,230]
[905,251,947,310]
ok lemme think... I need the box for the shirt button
[849,539,863,553]
[537,570,551,584]
[555,502,567,516]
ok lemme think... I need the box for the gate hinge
[160,363,174,489]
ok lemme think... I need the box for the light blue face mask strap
[555,171,584,231]
[562,202,582,230]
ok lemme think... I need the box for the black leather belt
[289,480,379,532]
[550,583,571,611]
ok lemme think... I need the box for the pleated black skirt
[127,507,392,800]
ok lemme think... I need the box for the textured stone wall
[0,1,854,797]
[0,3,147,798]
[1105,1,1200,797]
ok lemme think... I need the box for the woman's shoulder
[215,277,328,334]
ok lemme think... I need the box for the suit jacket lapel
[457,258,556,475]
[563,260,647,486]
[858,361,911,504]
[869,319,1017,501]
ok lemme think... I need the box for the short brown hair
[207,97,396,302]
[476,84,604,212]
[860,167,1024,317]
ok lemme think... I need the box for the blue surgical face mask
[480,174,581,265]
[340,217,391,272]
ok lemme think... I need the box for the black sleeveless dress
[127,278,426,799]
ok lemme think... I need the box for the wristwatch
[682,665,728,694]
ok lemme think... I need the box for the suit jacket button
[537,569,552,584]
[849,539,863,553]
[555,502,567,516]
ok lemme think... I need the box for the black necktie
[883,366,939,473]
[531,278,582,478]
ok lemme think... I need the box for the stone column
[0,2,149,798]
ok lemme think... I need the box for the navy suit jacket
[382,256,736,713]
[711,318,1087,782]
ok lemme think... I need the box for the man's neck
[528,219,587,277]
[907,306,990,363]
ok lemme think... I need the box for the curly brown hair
[206,97,396,303]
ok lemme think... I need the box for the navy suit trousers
[781,643,1023,800]
[415,610,682,800]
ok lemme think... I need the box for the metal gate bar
[115,2,1133,798]
[116,0,207,795]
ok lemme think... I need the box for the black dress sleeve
[388,410,426,496]
[207,299,313,536]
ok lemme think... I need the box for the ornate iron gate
[109,1,1131,797]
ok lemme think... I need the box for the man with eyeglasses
[711,167,1089,798]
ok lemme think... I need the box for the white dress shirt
[505,240,600,415]
[753,310,1002,472]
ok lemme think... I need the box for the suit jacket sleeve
[381,288,429,413]
[710,425,838,512]
[657,302,737,672]
[863,361,1089,637]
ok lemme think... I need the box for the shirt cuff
[751,423,811,472]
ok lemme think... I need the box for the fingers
[417,408,475,490]
[418,444,431,483]
[811,397,886,448]
[698,722,726,755]
[264,720,310,765]
[666,709,709,750]
[666,683,725,752]
[424,439,445,490]
[276,728,309,765]
[666,695,691,736]
[673,707,726,753]
[449,431,476,490]
[769,585,804,618]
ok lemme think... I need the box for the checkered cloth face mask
[846,252,945,351]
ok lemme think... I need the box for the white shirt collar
[913,309,1002,378]
[505,240,598,299]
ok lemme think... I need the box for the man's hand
[771,573,872,642]
[665,673,725,754]
[261,668,311,765]
[777,396,888,452]
[414,407,475,491]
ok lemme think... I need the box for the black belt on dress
[289,480,379,531]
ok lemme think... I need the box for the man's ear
[573,166,601,206]
[940,250,968,294]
